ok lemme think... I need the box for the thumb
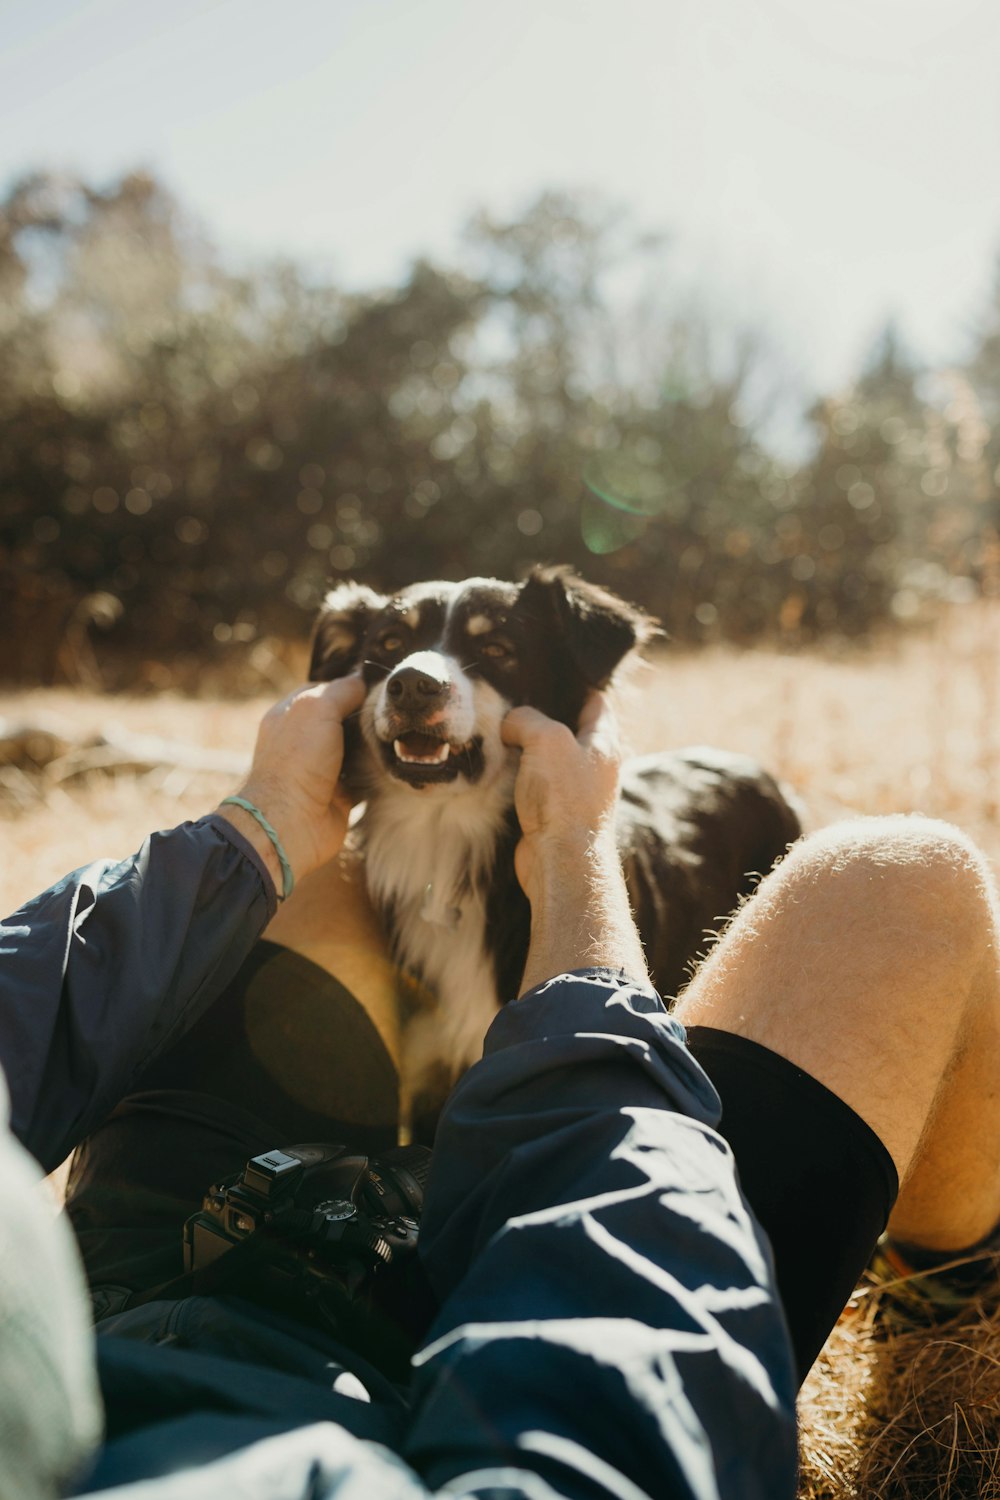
[501,705,559,750]
[314,673,367,718]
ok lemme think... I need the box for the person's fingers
[330,781,354,815]
[291,673,365,720]
[501,704,564,749]
[575,689,605,735]
[321,673,366,713]
[576,689,620,758]
[503,695,619,753]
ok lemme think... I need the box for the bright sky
[3,0,1000,404]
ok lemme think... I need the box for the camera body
[183,1142,432,1375]
[185,1142,426,1276]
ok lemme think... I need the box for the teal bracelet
[220,796,295,902]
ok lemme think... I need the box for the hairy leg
[674,815,1000,1252]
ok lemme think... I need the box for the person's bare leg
[674,815,1000,1252]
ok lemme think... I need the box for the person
[0,677,996,1499]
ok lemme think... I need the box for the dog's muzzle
[376,658,484,787]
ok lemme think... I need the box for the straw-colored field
[4,601,1000,1498]
[4,602,1000,915]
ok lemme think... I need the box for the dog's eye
[481,641,512,660]
[378,633,405,653]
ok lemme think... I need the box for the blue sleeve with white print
[0,814,276,1172]
[405,969,798,1500]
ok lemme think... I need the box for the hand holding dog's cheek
[219,675,366,892]
[504,693,648,992]
[502,694,623,904]
[502,694,621,833]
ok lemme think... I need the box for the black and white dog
[309,566,800,1108]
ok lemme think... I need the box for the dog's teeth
[393,739,451,765]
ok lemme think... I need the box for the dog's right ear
[521,565,660,687]
[308,582,386,681]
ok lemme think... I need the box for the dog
[309,565,800,1118]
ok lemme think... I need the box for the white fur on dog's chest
[362,771,516,1079]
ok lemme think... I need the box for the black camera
[182,1142,433,1377]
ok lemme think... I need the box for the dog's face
[309,566,656,796]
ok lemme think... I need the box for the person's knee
[683,812,998,1025]
[678,813,998,1167]
[777,814,996,954]
[789,812,989,890]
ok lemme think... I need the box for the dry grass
[4,602,1000,912]
[799,1299,1000,1499]
[0,689,271,914]
[4,600,1000,1497]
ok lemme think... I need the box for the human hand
[218,676,366,894]
[501,692,647,990]
[500,691,622,907]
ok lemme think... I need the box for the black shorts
[686,1026,899,1383]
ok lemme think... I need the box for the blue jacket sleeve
[0,814,277,1172]
[407,969,798,1500]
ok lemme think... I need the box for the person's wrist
[518,852,648,994]
[526,827,620,898]
[216,797,286,896]
[216,783,325,898]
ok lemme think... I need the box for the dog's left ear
[521,565,660,687]
[309,581,386,681]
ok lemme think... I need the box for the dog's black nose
[387,666,449,710]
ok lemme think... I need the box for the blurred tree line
[2,169,999,690]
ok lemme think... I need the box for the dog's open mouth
[379,731,485,786]
[393,732,460,766]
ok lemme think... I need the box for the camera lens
[362,1145,431,1221]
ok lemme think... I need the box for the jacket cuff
[204,812,279,920]
[478,966,718,1127]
